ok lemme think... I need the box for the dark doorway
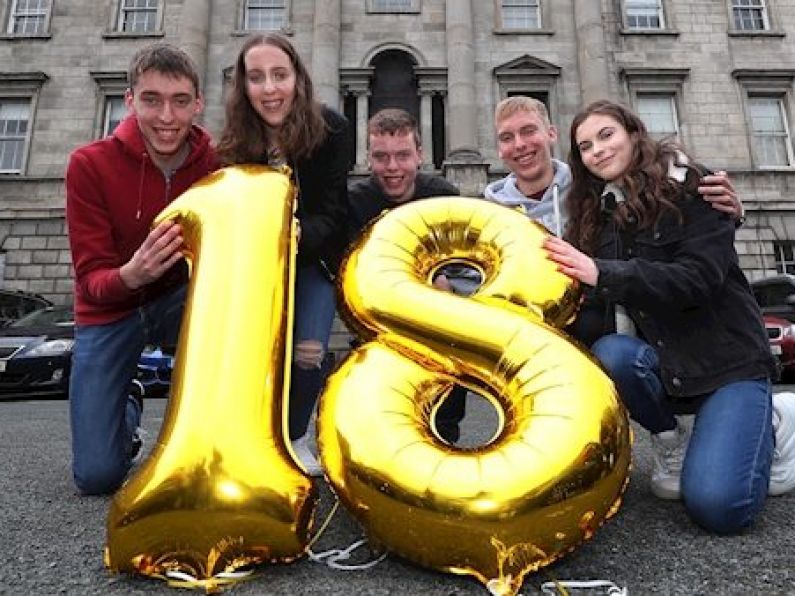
[369,50,420,120]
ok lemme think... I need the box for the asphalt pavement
[1,393,793,595]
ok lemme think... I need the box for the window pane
[626,0,662,29]
[775,242,795,275]
[732,0,767,31]
[749,97,792,167]
[245,0,285,30]
[502,0,540,29]
[637,95,677,138]
[370,0,414,10]
[9,0,49,35]
[120,0,158,32]
[0,99,30,172]
[104,97,127,137]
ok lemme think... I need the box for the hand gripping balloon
[318,197,631,596]
[105,166,317,589]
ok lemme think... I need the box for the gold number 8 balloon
[317,197,632,596]
[105,166,318,589]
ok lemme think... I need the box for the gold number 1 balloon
[318,197,631,596]
[105,166,317,588]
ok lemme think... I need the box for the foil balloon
[318,197,631,596]
[105,166,317,589]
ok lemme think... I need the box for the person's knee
[73,458,127,495]
[592,335,638,375]
[294,340,324,370]
[682,482,758,534]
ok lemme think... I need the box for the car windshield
[9,308,74,328]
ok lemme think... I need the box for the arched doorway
[369,49,420,121]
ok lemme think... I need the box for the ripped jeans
[289,262,337,439]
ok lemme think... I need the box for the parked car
[0,305,175,400]
[0,288,52,327]
[764,315,795,382]
[0,305,74,398]
[751,274,795,323]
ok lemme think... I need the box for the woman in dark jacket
[216,33,350,476]
[544,100,786,534]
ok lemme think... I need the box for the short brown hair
[367,108,420,148]
[494,96,551,128]
[127,42,201,96]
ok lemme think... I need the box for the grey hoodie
[484,158,572,237]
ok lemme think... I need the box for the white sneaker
[769,392,795,496]
[650,423,690,500]
[292,435,323,478]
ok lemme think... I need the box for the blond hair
[494,96,551,128]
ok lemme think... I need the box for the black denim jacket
[571,173,775,398]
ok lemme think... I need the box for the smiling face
[496,109,558,196]
[243,43,297,132]
[574,113,635,182]
[368,130,422,203]
[125,69,203,164]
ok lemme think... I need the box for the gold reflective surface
[319,197,631,596]
[105,166,317,585]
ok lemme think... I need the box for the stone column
[419,91,434,169]
[311,0,342,107]
[178,0,211,96]
[443,0,488,195]
[340,68,374,172]
[573,0,609,103]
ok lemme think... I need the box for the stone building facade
[2,0,795,316]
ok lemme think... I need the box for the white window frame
[774,242,795,275]
[731,0,770,32]
[244,0,288,30]
[747,95,794,168]
[0,72,46,176]
[5,0,51,36]
[102,96,127,138]
[636,93,679,140]
[624,0,665,30]
[90,71,128,139]
[116,0,162,34]
[734,70,795,169]
[499,0,541,30]
[0,98,32,174]
[366,0,420,13]
[622,67,689,144]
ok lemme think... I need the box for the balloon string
[540,579,628,595]
[161,568,254,591]
[306,495,388,571]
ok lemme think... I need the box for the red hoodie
[65,115,217,326]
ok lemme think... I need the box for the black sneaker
[129,379,146,464]
[129,379,144,415]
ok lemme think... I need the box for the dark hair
[367,108,420,148]
[216,34,327,165]
[127,42,201,96]
[566,99,695,254]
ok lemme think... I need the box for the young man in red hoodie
[65,43,215,494]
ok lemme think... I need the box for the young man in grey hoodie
[484,96,743,234]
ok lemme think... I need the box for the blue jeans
[289,263,337,438]
[69,285,186,495]
[592,334,774,534]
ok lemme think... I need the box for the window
[103,97,127,137]
[625,0,664,30]
[367,0,420,12]
[748,96,793,167]
[731,0,769,31]
[0,99,31,173]
[244,0,286,30]
[775,243,795,275]
[501,0,540,29]
[6,0,51,35]
[636,94,678,140]
[117,0,160,33]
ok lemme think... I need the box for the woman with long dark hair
[217,34,350,476]
[545,99,794,533]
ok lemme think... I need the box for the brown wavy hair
[565,100,698,255]
[216,34,327,165]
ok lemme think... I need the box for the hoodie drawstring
[552,183,562,238]
[136,154,146,221]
